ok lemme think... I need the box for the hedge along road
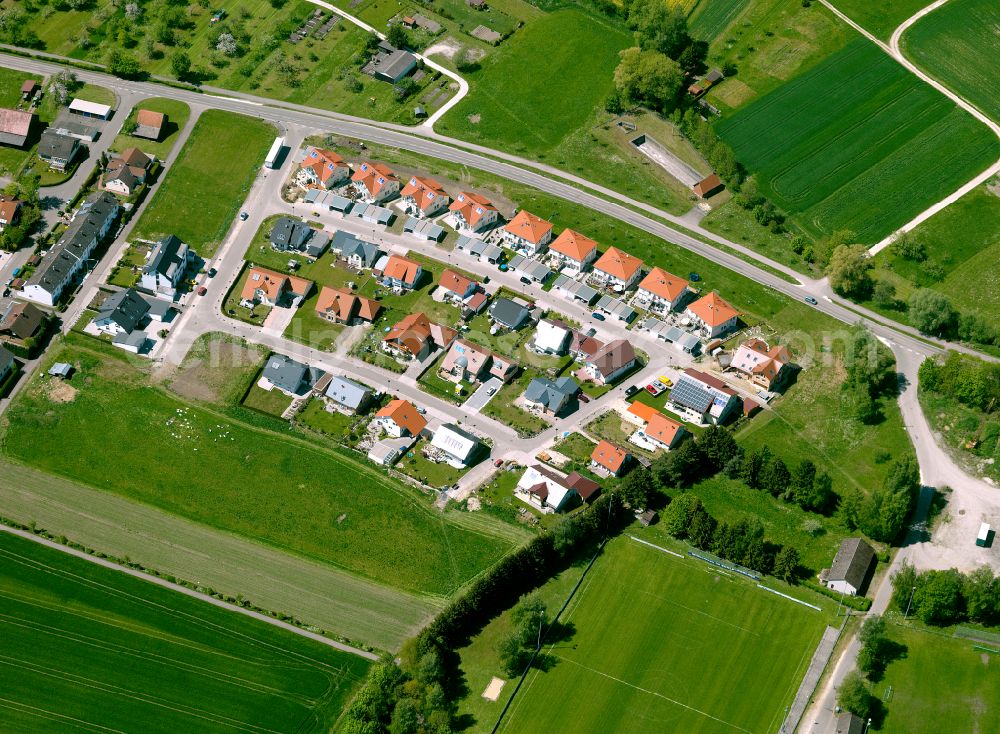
[0,460,439,652]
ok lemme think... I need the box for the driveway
[465,377,502,412]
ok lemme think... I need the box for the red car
[197,286,208,296]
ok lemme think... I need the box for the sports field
[0,530,370,733]
[717,39,1000,243]
[498,537,833,734]
[132,110,275,256]
[0,342,522,600]
[903,0,1000,123]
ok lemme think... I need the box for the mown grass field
[132,110,274,255]
[0,341,523,600]
[497,535,833,734]
[830,0,928,39]
[902,0,1000,123]
[110,97,192,160]
[689,0,750,42]
[0,530,370,733]
[717,39,1000,243]
[876,624,1000,733]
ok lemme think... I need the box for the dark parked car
[624,385,640,398]
[519,276,532,285]
[578,392,590,403]
[592,312,606,321]
[207,268,217,278]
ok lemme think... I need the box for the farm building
[0,109,33,147]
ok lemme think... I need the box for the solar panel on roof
[670,378,713,412]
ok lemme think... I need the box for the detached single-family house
[0,195,22,230]
[626,402,687,452]
[820,538,875,597]
[585,339,637,385]
[92,288,149,336]
[515,464,600,514]
[439,338,518,383]
[503,210,553,255]
[373,398,427,438]
[38,130,80,171]
[437,268,477,303]
[379,254,422,290]
[298,147,351,189]
[569,330,604,361]
[240,267,312,308]
[548,229,598,274]
[0,345,16,382]
[383,312,456,360]
[531,319,571,355]
[140,234,195,300]
[592,247,643,291]
[729,338,793,391]
[351,161,400,203]
[488,297,531,330]
[103,147,152,196]
[0,301,44,345]
[523,376,577,416]
[0,108,33,147]
[324,375,372,413]
[400,176,451,217]
[134,109,165,140]
[636,268,689,312]
[261,354,320,396]
[315,286,381,325]
[430,423,480,466]
[668,368,741,425]
[591,440,629,477]
[685,291,740,338]
[449,191,499,232]
[332,231,383,269]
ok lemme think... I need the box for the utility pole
[904,585,916,619]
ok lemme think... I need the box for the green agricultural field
[132,110,274,255]
[0,530,370,733]
[717,39,1000,243]
[0,342,522,599]
[109,97,192,160]
[829,0,928,39]
[495,535,833,734]
[876,624,1000,733]
[689,0,750,42]
[902,0,1000,123]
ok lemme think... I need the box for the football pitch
[0,530,370,733]
[498,536,833,734]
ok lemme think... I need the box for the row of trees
[891,561,1000,627]
[919,351,1000,413]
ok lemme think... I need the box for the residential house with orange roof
[437,268,477,304]
[314,286,381,325]
[636,267,690,312]
[379,254,422,290]
[590,440,630,477]
[0,195,22,231]
[729,338,793,390]
[548,229,598,274]
[440,338,518,384]
[449,191,499,232]
[240,267,312,308]
[351,161,400,203]
[502,210,553,255]
[298,147,351,189]
[624,402,687,452]
[382,312,457,361]
[373,398,427,438]
[685,291,740,338]
[591,247,644,290]
[400,176,451,217]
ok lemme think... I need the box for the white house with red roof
[591,247,644,290]
[373,399,427,438]
[515,464,601,514]
[351,161,400,203]
[635,267,690,312]
[436,268,478,304]
[590,440,630,477]
[503,210,553,255]
[298,147,351,189]
[685,291,740,338]
[729,338,793,390]
[448,192,499,232]
[668,369,741,425]
[400,176,450,217]
[379,254,422,290]
[547,229,598,274]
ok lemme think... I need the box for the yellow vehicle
[659,376,673,388]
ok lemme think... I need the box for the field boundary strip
[0,525,379,662]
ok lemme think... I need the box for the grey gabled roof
[38,129,78,160]
[143,234,187,278]
[112,330,148,349]
[270,217,312,250]
[835,712,864,734]
[524,376,577,411]
[262,354,309,394]
[373,49,417,81]
[306,230,330,258]
[829,538,875,590]
[403,216,444,240]
[333,230,382,267]
[324,375,370,410]
[489,297,530,328]
[97,288,150,332]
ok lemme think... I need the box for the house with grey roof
[523,376,577,416]
[270,217,312,251]
[140,234,195,300]
[835,712,864,734]
[324,375,372,413]
[92,288,150,336]
[489,297,531,330]
[112,330,148,354]
[260,354,321,396]
[820,538,875,597]
[585,339,638,385]
[38,129,80,171]
[332,231,383,269]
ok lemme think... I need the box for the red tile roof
[438,268,474,296]
[301,148,350,186]
[549,229,598,262]
[240,267,312,303]
[401,176,449,212]
[638,267,688,302]
[687,291,739,327]
[351,161,398,197]
[315,286,381,322]
[593,246,643,281]
[504,210,552,245]
[382,255,421,286]
[135,109,165,128]
[448,191,498,227]
[591,440,628,473]
[376,399,427,436]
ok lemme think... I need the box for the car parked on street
[592,312,605,321]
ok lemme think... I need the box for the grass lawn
[284,291,346,351]
[297,397,368,445]
[132,110,275,256]
[106,243,149,288]
[0,341,520,599]
[490,534,834,734]
[242,382,293,417]
[902,0,1000,124]
[74,82,117,108]
[109,97,192,160]
[876,624,1000,733]
[394,438,469,489]
[716,38,1000,243]
[223,265,273,326]
[689,0,750,41]
[0,530,370,733]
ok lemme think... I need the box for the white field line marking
[756,585,822,611]
[629,535,685,558]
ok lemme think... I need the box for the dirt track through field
[0,461,440,651]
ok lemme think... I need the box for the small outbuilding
[693,173,724,198]
[820,538,875,597]
[49,362,74,379]
[69,98,113,120]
